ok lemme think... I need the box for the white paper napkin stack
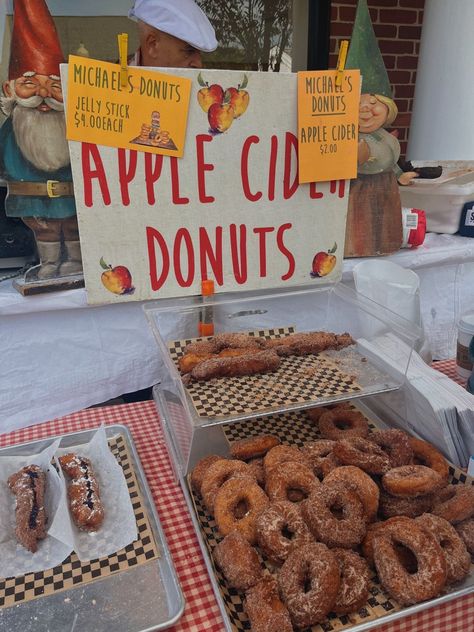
[358,333,474,467]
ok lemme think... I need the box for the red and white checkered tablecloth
[0,358,472,632]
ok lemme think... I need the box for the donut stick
[59,454,104,532]
[8,465,47,553]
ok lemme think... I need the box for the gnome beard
[11,99,71,173]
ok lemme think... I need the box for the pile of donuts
[190,404,474,631]
[178,331,354,381]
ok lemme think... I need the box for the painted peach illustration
[100,257,135,295]
[310,243,338,278]
[208,93,235,133]
[226,75,249,117]
[197,72,224,113]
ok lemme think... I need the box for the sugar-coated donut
[416,513,471,584]
[301,483,366,548]
[213,531,263,590]
[256,500,313,565]
[332,548,371,615]
[214,477,269,544]
[245,576,293,632]
[230,434,280,460]
[265,461,319,503]
[306,402,351,423]
[324,465,379,522]
[333,437,391,475]
[432,484,474,524]
[408,437,450,482]
[247,457,265,487]
[318,408,369,441]
[362,516,413,568]
[373,520,447,606]
[382,465,445,498]
[379,491,434,519]
[263,444,311,475]
[201,459,255,513]
[371,429,413,467]
[301,440,339,480]
[456,518,474,555]
[278,542,340,629]
[190,455,224,494]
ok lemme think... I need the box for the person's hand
[398,171,419,186]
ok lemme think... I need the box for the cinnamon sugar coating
[245,576,292,632]
[278,542,340,628]
[8,464,47,552]
[373,520,447,605]
[214,531,262,590]
[59,454,104,532]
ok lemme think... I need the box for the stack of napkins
[357,333,474,468]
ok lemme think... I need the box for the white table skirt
[2,233,474,432]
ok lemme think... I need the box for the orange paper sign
[66,55,192,157]
[297,70,360,183]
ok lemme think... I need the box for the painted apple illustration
[100,257,135,295]
[310,243,338,278]
[197,72,224,113]
[208,92,235,133]
[226,74,249,118]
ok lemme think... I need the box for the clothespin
[117,33,129,89]
[335,40,349,87]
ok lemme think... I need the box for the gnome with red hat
[0,0,82,281]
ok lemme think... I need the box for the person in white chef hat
[128,0,217,68]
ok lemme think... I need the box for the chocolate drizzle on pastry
[8,464,47,553]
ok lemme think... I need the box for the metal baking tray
[159,398,474,632]
[0,424,184,632]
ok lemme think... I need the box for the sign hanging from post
[66,55,192,157]
[62,67,351,305]
[297,70,360,183]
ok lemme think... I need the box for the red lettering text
[118,149,137,206]
[199,226,223,285]
[283,133,299,200]
[81,143,111,207]
[277,223,295,281]
[173,228,194,287]
[170,157,189,204]
[146,226,170,291]
[241,136,262,202]
[144,153,164,205]
[196,134,215,203]
[253,226,275,277]
[229,224,248,284]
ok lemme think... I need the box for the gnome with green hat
[343,0,417,257]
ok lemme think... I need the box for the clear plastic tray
[145,284,420,474]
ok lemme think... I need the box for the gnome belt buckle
[46,180,60,198]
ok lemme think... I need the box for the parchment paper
[0,426,137,576]
[52,425,138,561]
[0,438,71,576]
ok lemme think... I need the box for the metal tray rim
[0,423,185,632]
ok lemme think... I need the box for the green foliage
[197,0,292,71]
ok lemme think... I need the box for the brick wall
[329,0,425,157]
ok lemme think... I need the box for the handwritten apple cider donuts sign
[66,56,191,158]
[298,70,360,183]
[61,66,350,304]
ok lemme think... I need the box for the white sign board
[63,67,349,304]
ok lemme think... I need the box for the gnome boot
[59,240,83,276]
[25,241,61,281]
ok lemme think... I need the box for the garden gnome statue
[0,0,82,284]
[343,0,416,258]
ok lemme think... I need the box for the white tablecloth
[2,233,474,432]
